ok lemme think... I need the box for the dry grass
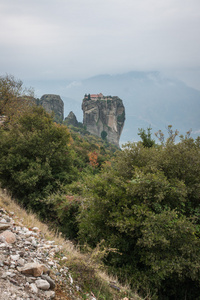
[0,188,77,256]
[0,188,143,300]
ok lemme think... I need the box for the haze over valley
[1,0,200,145]
[24,71,200,144]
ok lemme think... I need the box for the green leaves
[77,136,200,298]
[0,106,73,205]
[137,209,200,295]
[138,127,155,148]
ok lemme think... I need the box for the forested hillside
[1,75,200,300]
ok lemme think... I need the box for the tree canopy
[0,105,74,211]
[0,75,34,124]
[78,137,200,299]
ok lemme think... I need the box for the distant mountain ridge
[25,71,200,144]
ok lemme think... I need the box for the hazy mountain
[25,71,200,144]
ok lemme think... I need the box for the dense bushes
[0,106,75,211]
[44,191,81,240]
[77,139,200,299]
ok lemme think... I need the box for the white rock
[30,232,38,236]
[24,241,31,245]
[69,274,73,285]
[43,245,51,249]
[24,232,32,237]
[32,239,37,247]
[0,223,11,230]
[41,274,56,289]
[61,256,67,260]
[10,254,20,261]
[0,218,7,223]
[32,227,39,231]
[17,258,25,266]
[35,279,50,290]
[46,241,55,245]
[0,236,5,242]
[30,283,38,293]
[1,271,12,278]
[44,290,55,299]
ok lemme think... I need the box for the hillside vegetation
[1,75,200,299]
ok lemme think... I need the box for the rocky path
[0,207,93,300]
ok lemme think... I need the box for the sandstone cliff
[82,94,125,147]
[39,94,64,122]
[64,111,79,127]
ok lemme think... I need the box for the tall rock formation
[39,94,64,122]
[82,94,125,147]
[64,111,79,127]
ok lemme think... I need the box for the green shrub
[138,127,155,148]
[45,192,81,239]
[0,106,75,210]
[101,130,107,140]
[78,137,200,299]
[117,111,125,123]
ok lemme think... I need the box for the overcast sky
[1,0,200,89]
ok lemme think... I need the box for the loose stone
[30,283,38,294]
[0,230,16,244]
[35,279,50,290]
[41,274,55,289]
[17,263,49,277]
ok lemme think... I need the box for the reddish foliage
[88,151,99,168]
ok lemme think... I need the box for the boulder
[35,279,50,290]
[17,263,49,277]
[0,230,16,243]
[41,274,56,289]
[30,283,38,293]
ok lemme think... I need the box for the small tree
[0,74,34,123]
[138,127,155,148]
[155,125,179,145]
[101,130,107,141]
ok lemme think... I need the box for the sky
[1,0,200,89]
